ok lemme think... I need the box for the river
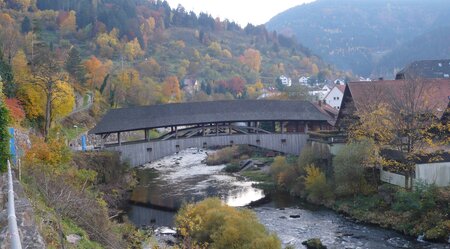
[127,148,450,249]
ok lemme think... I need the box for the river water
[128,148,450,249]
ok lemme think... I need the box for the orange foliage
[23,136,71,169]
[161,76,182,103]
[5,98,25,125]
[240,48,261,72]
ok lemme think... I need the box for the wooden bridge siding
[105,134,309,167]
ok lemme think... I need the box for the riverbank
[241,168,450,245]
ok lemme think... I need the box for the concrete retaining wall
[380,169,410,188]
[106,134,309,167]
[0,171,46,248]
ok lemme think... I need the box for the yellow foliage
[241,48,261,72]
[20,80,75,120]
[96,29,119,58]
[221,49,232,58]
[12,50,31,86]
[60,10,77,34]
[304,165,325,190]
[52,81,75,119]
[311,63,319,75]
[207,42,222,56]
[175,198,281,249]
[124,38,144,60]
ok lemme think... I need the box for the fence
[416,162,450,187]
[7,160,22,249]
[380,161,450,188]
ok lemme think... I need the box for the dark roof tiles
[90,100,332,134]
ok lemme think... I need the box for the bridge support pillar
[145,129,150,141]
[118,132,121,146]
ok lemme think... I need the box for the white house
[279,75,292,87]
[334,79,345,85]
[324,85,345,109]
[308,84,334,100]
[299,76,309,85]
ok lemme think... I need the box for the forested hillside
[266,0,450,78]
[0,0,350,136]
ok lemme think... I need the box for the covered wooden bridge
[89,100,333,166]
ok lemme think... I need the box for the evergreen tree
[0,48,16,98]
[21,16,32,33]
[65,47,86,84]
[0,81,10,172]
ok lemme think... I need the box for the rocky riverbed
[128,148,450,249]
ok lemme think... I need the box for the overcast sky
[165,0,315,26]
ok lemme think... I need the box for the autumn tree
[58,10,77,35]
[124,38,144,61]
[0,13,21,65]
[31,44,74,138]
[140,17,155,49]
[240,48,261,72]
[83,56,111,89]
[95,28,119,58]
[161,76,182,103]
[136,58,160,78]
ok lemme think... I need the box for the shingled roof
[89,100,332,134]
[337,78,450,123]
[396,59,450,80]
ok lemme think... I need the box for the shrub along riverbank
[20,136,147,248]
[241,141,450,243]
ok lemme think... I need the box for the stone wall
[0,171,45,248]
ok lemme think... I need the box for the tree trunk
[44,88,52,140]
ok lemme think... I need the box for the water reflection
[128,148,266,226]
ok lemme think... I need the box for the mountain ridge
[266,0,450,78]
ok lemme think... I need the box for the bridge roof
[89,100,332,134]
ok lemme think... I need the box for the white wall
[416,162,450,187]
[380,169,409,188]
[324,86,344,109]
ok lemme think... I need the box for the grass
[62,219,103,249]
[240,170,276,191]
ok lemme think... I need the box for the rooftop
[344,78,450,119]
[89,100,332,134]
[396,59,450,80]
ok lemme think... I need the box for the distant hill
[266,0,450,78]
[0,0,351,108]
[375,26,450,76]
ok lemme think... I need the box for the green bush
[176,198,281,249]
[333,141,374,196]
[223,163,240,173]
[393,181,438,215]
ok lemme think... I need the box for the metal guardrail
[7,160,22,249]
